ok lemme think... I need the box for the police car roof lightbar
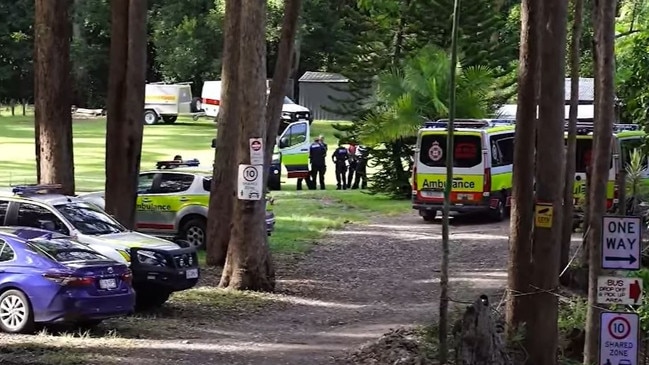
[12,184,63,195]
[567,121,641,133]
[156,158,200,170]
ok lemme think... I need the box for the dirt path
[0,213,511,365]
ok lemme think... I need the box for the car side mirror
[39,220,56,232]
[279,137,289,148]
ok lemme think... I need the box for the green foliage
[359,46,497,146]
[0,0,34,103]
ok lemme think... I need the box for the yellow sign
[145,94,177,103]
[534,203,553,228]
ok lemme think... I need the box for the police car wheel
[135,288,171,310]
[182,218,206,249]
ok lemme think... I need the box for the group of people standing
[297,135,368,190]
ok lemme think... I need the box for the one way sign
[602,215,642,270]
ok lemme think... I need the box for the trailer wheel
[144,110,159,125]
[162,116,177,124]
[190,97,203,113]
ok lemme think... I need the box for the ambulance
[570,122,646,213]
[411,119,515,221]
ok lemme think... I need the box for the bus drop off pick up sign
[597,276,643,305]
[601,216,642,270]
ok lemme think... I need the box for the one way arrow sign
[601,216,642,270]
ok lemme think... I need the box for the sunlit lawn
[0,113,407,256]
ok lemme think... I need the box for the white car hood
[283,103,310,113]
[79,231,180,251]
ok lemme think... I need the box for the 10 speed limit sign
[600,312,638,365]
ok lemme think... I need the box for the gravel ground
[0,213,511,365]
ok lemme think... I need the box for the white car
[0,185,200,309]
[201,80,312,123]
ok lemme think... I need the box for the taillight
[484,168,491,193]
[121,270,133,286]
[412,166,418,192]
[43,272,94,287]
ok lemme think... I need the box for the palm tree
[359,44,497,145]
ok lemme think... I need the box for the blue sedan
[0,227,135,333]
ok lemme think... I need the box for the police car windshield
[54,202,126,235]
[283,96,295,104]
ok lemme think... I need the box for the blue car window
[28,239,108,263]
[0,241,14,262]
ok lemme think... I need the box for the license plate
[458,193,473,200]
[421,190,444,198]
[99,278,117,290]
[186,268,198,279]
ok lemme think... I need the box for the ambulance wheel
[421,210,437,222]
[181,217,207,249]
[490,199,506,222]
[162,116,177,124]
[268,177,281,191]
[144,110,159,125]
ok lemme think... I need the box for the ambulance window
[156,173,195,194]
[138,173,155,194]
[419,134,482,168]
[574,139,612,173]
[280,122,307,148]
[491,136,514,166]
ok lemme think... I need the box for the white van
[201,80,313,123]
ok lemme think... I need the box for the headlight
[136,250,168,267]
[281,112,292,120]
[117,249,131,262]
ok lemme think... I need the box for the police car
[0,184,200,309]
[80,158,277,249]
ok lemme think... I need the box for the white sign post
[601,216,642,270]
[249,138,264,165]
[597,276,643,305]
[237,164,263,200]
[599,312,639,365]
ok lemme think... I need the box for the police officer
[347,142,358,187]
[332,142,349,190]
[352,145,368,189]
[309,137,327,189]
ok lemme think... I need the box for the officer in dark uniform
[309,137,327,189]
[347,142,358,188]
[332,142,349,190]
[352,145,369,189]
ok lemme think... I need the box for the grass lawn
[0,113,409,256]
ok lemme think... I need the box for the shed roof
[299,71,349,83]
[565,77,594,102]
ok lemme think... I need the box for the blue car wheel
[0,289,34,334]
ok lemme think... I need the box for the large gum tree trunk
[34,0,75,195]
[104,0,147,229]
[219,0,275,291]
[583,0,616,361]
[205,0,243,267]
[505,0,539,340]
[527,0,567,362]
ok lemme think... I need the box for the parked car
[0,226,134,333]
[0,185,200,309]
[79,160,276,249]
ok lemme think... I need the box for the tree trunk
[218,0,275,291]
[264,0,302,180]
[505,0,540,340]
[454,296,510,365]
[561,0,584,283]
[104,0,147,229]
[34,0,75,195]
[527,0,567,362]
[583,0,616,362]
[205,0,243,267]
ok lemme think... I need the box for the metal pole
[439,0,460,363]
